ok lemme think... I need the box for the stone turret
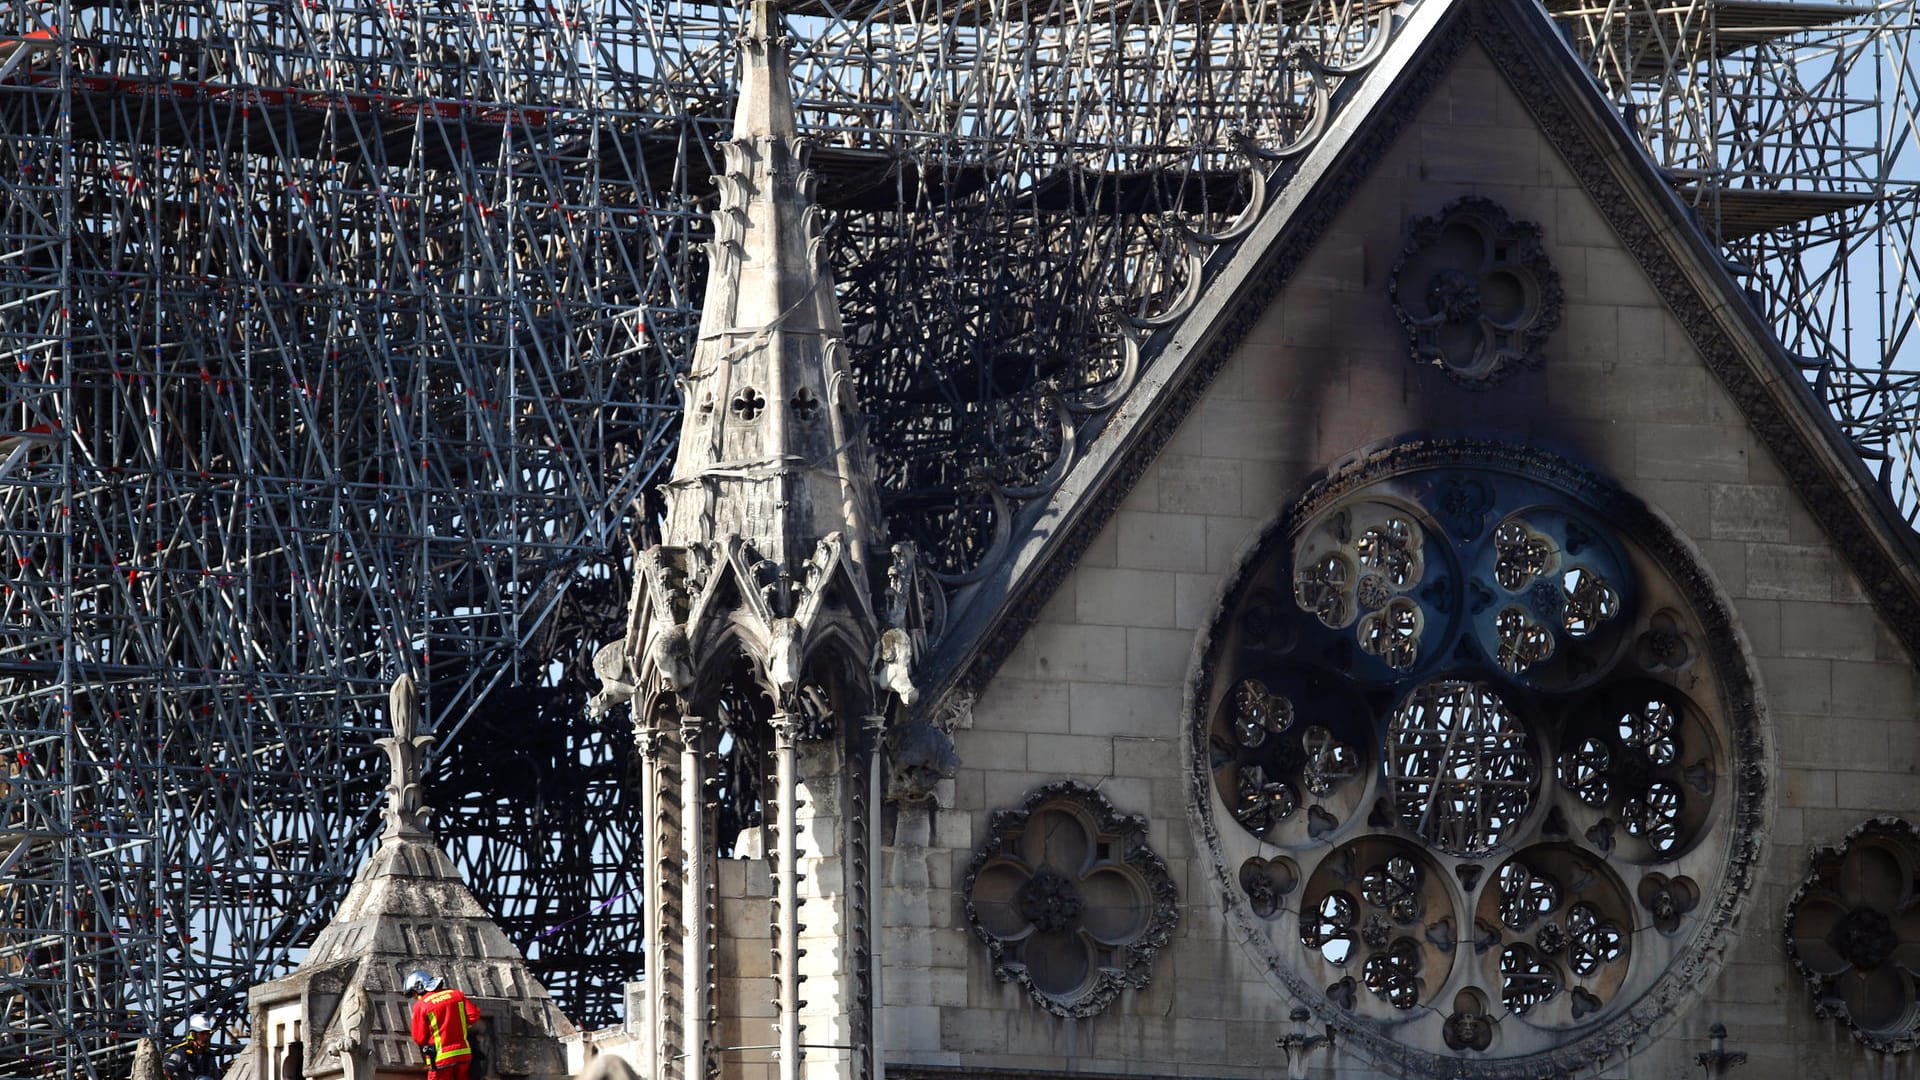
[225,676,572,1080]
[591,7,942,1080]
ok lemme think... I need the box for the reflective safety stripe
[419,989,474,1059]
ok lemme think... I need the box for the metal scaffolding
[1548,0,1920,518]
[0,0,1914,1074]
[0,0,1385,1069]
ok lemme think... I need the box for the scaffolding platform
[1548,0,1863,77]
[1677,184,1880,239]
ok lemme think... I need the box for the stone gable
[891,23,1919,1079]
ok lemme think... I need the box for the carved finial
[131,1039,164,1080]
[376,674,435,839]
[389,673,416,741]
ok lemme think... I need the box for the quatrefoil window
[1785,818,1920,1052]
[790,385,821,421]
[964,781,1178,1017]
[1193,441,1764,1075]
[730,386,766,420]
[1389,197,1564,388]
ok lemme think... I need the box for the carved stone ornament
[1388,197,1563,388]
[1784,817,1920,1052]
[963,780,1180,1017]
[1187,439,1768,1079]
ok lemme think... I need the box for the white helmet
[402,969,445,996]
[188,1013,218,1033]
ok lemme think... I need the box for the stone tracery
[1784,817,1920,1052]
[1190,441,1766,1077]
[963,781,1181,1017]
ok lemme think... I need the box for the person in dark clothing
[162,1015,223,1080]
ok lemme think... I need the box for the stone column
[771,712,803,1080]
[636,725,675,1080]
[862,715,885,1080]
[680,717,711,1080]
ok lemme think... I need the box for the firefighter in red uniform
[404,969,483,1080]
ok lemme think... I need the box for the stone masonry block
[1069,681,1182,738]
[953,726,1026,772]
[1554,302,1614,367]
[931,808,973,852]
[938,1009,1007,1054]
[1073,521,1118,569]
[1584,246,1655,306]
[1196,397,1319,462]
[1553,366,1712,425]
[1690,539,1747,597]
[981,768,1044,815]
[714,977,776,1017]
[1241,459,1312,519]
[1025,733,1114,777]
[1127,626,1198,685]
[1034,577,1077,625]
[1781,768,1836,808]
[719,937,773,979]
[1416,123,1537,185]
[1616,306,1665,367]
[1207,515,1259,573]
[1830,660,1918,720]
[1553,187,1615,249]
[1708,484,1792,543]
[1634,423,1750,483]
[1157,457,1245,516]
[1447,62,1503,126]
[1777,601,1879,661]
[1116,734,1182,778]
[1837,769,1918,812]
[718,897,771,936]
[970,677,1070,734]
[1760,656,1831,715]
[1117,510,1210,572]
[1788,716,1888,768]
[1746,544,1833,602]
[1075,568,1176,627]
[1026,622,1127,682]
[1627,478,1712,539]
[1175,571,1222,631]
[1094,776,1152,817]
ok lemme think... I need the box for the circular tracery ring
[1189,440,1766,1077]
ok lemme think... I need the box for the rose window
[1784,818,1920,1052]
[1191,442,1764,1076]
[964,781,1179,1017]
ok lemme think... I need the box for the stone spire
[661,0,884,577]
[591,13,945,1080]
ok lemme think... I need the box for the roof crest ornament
[376,673,435,840]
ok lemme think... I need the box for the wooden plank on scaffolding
[1676,183,1879,239]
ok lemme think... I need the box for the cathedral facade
[230,0,1920,1075]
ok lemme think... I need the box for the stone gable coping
[919,0,1920,718]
